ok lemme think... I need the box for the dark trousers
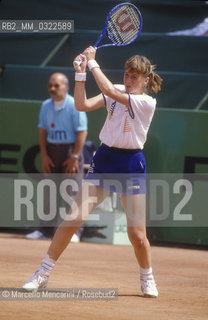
[39,143,84,238]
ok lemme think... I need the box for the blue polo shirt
[38,94,88,144]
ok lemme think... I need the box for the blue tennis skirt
[85,144,146,194]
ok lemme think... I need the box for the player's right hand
[82,46,96,61]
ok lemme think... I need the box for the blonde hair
[124,55,162,94]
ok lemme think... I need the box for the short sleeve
[38,103,46,129]
[129,94,156,117]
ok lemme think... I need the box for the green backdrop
[0,99,208,245]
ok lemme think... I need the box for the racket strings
[107,5,141,45]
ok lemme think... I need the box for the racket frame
[94,2,143,50]
[74,2,143,66]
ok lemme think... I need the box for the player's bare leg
[48,182,109,260]
[120,194,150,267]
[22,182,109,291]
[120,193,158,297]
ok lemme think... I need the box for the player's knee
[61,212,83,229]
[128,228,146,248]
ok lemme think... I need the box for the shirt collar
[53,94,68,111]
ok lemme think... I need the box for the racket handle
[73,48,97,67]
[73,59,83,67]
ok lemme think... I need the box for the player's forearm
[91,67,115,96]
[91,64,130,106]
[74,82,89,111]
[74,82,104,112]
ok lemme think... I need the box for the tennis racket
[74,2,143,66]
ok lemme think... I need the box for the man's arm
[62,130,88,174]
[39,128,55,173]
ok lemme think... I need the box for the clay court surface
[0,233,207,320]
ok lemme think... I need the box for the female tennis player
[23,46,162,298]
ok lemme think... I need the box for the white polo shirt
[99,84,156,149]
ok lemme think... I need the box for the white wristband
[75,72,86,82]
[87,60,100,71]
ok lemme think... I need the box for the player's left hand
[73,54,87,73]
